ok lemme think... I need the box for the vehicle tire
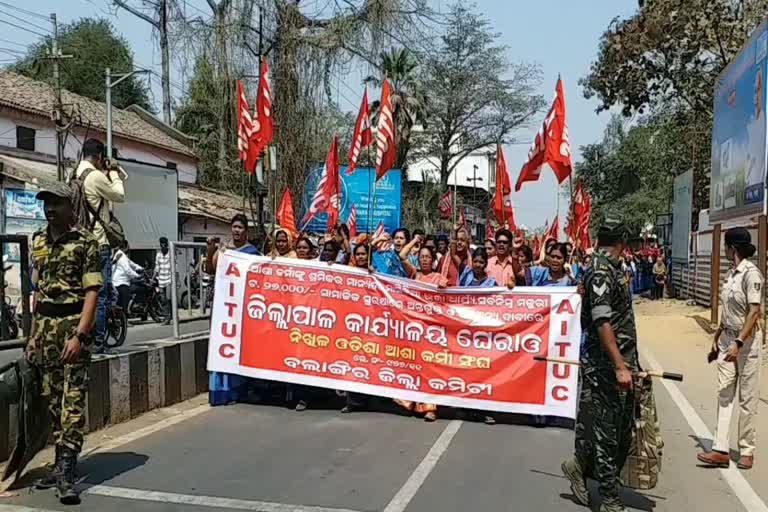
[106,308,128,348]
[179,291,189,310]
[149,296,166,323]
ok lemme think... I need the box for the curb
[0,335,209,464]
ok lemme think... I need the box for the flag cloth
[375,79,397,181]
[485,216,495,241]
[372,221,392,250]
[236,80,252,163]
[572,180,592,250]
[546,216,560,242]
[346,204,358,239]
[438,190,454,219]
[301,134,340,227]
[347,88,373,175]
[459,207,467,229]
[492,145,516,231]
[515,78,573,191]
[276,188,297,238]
[533,235,541,259]
[245,57,274,174]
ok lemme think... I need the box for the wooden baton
[533,356,684,382]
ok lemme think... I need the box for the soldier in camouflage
[26,181,101,505]
[561,219,639,512]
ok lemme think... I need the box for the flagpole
[452,168,458,227]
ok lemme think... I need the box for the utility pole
[466,164,483,207]
[114,0,172,124]
[48,14,72,181]
[106,68,150,160]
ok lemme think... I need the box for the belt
[35,301,84,318]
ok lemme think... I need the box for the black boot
[56,447,80,505]
[34,445,62,490]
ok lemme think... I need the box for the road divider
[0,334,209,464]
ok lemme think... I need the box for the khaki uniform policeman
[562,219,637,512]
[27,181,101,504]
[698,227,762,470]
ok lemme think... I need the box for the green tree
[417,2,543,187]
[364,48,428,172]
[12,18,152,110]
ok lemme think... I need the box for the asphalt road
[0,318,211,368]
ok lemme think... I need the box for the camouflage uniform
[573,247,639,508]
[30,225,102,453]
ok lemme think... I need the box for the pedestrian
[27,182,101,504]
[486,229,522,289]
[112,241,142,311]
[697,227,762,470]
[295,237,315,260]
[652,255,666,300]
[269,228,297,259]
[204,214,260,275]
[484,238,496,259]
[320,239,341,264]
[561,218,637,512]
[73,138,127,354]
[528,243,576,287]
[154,237,173,325]
[371,227,411,277]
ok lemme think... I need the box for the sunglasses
[496,239,510,245]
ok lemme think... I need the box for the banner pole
[366,145,374,234]
[452,169,458,227]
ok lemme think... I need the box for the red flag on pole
[546,216,560,242]
[372,221,392,250]
[236,80,252,163]
[276,188,297,238]
[346,204,358,239]
[515,78,573,191]
[245,58,274,174]
[301,135,340,228]
[347,88,373,175]
[533,234,541,257]
[458,206,467,229]
[492,144,516,231]
[438,190,453,219]
[375,80,397,181]
[485,216,495,241]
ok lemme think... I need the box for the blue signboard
[3,189,46,262]
[301,166,402,233]
[710,21,768,221]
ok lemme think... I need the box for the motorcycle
[126,273,167,323]
[179,265,213,311]
[1,256,19,340]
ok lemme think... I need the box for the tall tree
[12,18,152,110]
[416,2,543,187]
[364,48,428,172]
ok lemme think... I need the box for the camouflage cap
[35,181,73,202]
[597,217,629,244]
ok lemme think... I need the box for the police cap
[35,181,73,202]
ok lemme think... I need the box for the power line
[0,8,53,34]
[0,37,31,49]
[0,18,49,38]
[0,1,49,21]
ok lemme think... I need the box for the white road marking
[85,485,363,512]
[0,506,58,512]
[382,419,463,512]
[80,404,211,459]
[641,347,768,512]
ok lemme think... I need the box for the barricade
[169,241,210,340]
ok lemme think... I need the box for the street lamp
[105,67,150,159]
[467,164,484,206]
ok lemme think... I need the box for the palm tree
[364,48,429,173]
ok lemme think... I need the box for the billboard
[672,170,693,263]
[3,189,46,262]
[710,20,768,221]
[301,166,402,233]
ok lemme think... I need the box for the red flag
[347,88,373,175]
[459,206,467,229]
[533,235,541,257]
[301,135,340,228]
[372,221,392,250]
[276,188,297,238]
[515,78,573,191]
[438,190,453,219]
[492,145,516,231]
[375,79,397,181]
[546,216,560,242]
[485,216,495,241]
[346,204,358,239]
[236,80,252,163]
[245,58,274,174]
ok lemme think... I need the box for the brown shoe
[737,455,754,470]
[697,450,730,468]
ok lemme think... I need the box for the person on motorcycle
[112,241,143,311]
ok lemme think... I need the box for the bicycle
[104,302,128,349]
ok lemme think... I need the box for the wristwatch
[734,338,744,349]
[73,332,86,343]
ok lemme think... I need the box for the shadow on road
[79,451,149,486]
[687,315,716,335]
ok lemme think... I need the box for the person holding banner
[562,219,637,512]
[486,230,523,289]
[371,228,411,277]
[205,214,260,275]
[484,239,496,259]
[295,237,315,260]
[349,242,374,272]
[528,243,576,287]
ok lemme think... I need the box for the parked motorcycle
[1,256,19,340]
[126,273,167,323]
[179,265,213,311]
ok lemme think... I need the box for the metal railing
[169,241,209,339]
[0,234,31,349]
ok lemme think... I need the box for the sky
[5,0,638,230]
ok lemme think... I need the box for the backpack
[70,168,126,249]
